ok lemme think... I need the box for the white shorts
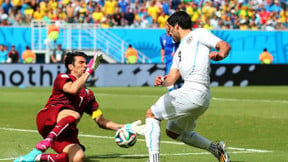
[151,84,209,133]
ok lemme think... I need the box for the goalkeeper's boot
[35,139,52,152]
[14,148,42,162]
[209,141,231,162]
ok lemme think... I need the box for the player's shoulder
[57,73,70,79]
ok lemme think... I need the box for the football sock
[36,116,76,151]
[177,131,211,150]
[145,118,160,162]
[36,153,69,162]
[46,116,76,140]
[149,153,160,162]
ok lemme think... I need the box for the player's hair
[64,51,87,73]
[167,11,192,29]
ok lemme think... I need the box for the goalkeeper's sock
[145,118,160,162]
[36,116,76,151]
[36,153,68,162]
[177,131,211,150]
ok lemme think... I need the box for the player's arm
[94,114,124,131]
[63,73,90,94]
[155,68,180,87]
[160,48,165,64]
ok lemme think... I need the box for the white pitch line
[0,127,272,153]
[212,97,288,104]
[97,93,288,104]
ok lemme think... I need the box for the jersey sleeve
[84,90,100,116]
[196,28,221,49]
[54,73,72,91]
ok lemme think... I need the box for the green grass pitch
[0,86,287,162]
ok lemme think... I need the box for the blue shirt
[160,33,179,74]
[160,33,179,64]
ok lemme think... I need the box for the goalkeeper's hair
[64,51,87,74]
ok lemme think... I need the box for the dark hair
[64,51,87,73]
[167,11,192,29]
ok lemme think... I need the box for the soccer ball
[114,127,137,148]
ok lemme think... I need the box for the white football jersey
[171,28,221,88]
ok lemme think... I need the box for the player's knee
[71,151,85,162]
[145,109,156,118]
[58,109,81,121]
[166,129,180,140]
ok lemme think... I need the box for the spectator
[147,0,160,21]
[157,9,169,28]
[2,0,13,15]
[123,8,135,27]
[112,6,123,26]
[0,44,8,63]
[125,44,138,64]
[118,0,129,13]
[51,44,65,63]
[92,6,104,24]
[8,45,20,63]
[259,48,273,64]
[22,46,36,63]
[103,0,117,16]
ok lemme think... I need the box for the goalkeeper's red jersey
[45,73,98,116]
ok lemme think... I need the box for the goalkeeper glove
[86,52,103,75]
[125,120,146,136]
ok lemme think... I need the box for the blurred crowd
[0,0,287,30]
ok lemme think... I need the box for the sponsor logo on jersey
[187,36,193,44]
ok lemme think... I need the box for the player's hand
[86,52,103,74]
[124,120,146,136]
[154,75,166,86]
[209,51,223,61]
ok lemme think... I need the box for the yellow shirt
[190,8,201,22]
[147,6,160,20]
[24,8,34,16]
[203,23,213,30]
[157,15,169,28]
[58,12,67,20]
[279,10,288,23]
[103,0,116,15]
[33,11,43,20]
[48,0,58,10]
[40,1,48,14]
[92,12,104,22]
[12,0,22,7]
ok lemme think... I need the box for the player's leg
[36,109,80,152]
[166,112,230,162]
[145,109,161,162]
[145,92,176,162]
[38,128,85,162]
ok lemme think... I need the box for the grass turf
[0,86,287,161]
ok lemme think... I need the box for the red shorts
[36,105,80,153]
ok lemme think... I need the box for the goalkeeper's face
[70,56,88,78]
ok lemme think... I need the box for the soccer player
[14,51,144,162]
[144,11,231,162]
[160,31,179,91]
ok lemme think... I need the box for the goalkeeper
[14,51,144,162]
